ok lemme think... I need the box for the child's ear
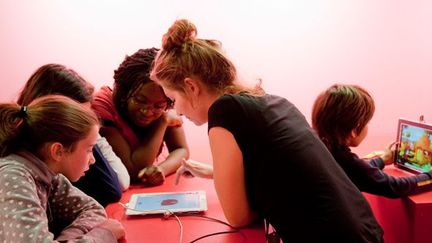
[350,129,358,138]
[41,142,65,174]
[49,142,64,162]
[345,129,357,145]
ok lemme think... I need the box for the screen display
[396,121,432,173]
[135,192,201,212]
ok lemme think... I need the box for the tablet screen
[395,119,432,173]
[136,193,200,211]
[126,191,207,215]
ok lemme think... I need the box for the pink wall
[1,0,431,162]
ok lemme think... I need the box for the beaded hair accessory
[18,106,28,118]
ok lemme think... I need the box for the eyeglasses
[129,96,170,114]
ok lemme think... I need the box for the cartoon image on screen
[395,120,432,173]
[135,193,200,212]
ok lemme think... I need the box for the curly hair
[112,48,165,122]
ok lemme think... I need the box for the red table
[105,175,266,243]
[364,165,432,243]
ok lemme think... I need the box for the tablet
[125,190,207,216]
[394,118,432,174]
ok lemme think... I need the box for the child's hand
[380,142,396,165]
[362,142,396,165]
[163,109,183,127]
[363,151,384,160]
[138,165,165,186]
[98,219,126,240]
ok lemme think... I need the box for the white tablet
[126,190,207,216]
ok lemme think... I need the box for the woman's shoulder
[224,92,290,103]
[215,92,266,105]
[210,94,242,114]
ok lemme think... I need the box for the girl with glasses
[92,48,189,186]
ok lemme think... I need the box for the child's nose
[89,153,96,165]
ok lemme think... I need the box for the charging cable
[119,202,183,243]
[118,202,245,242]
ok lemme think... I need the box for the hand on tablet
[175,158,214,185]
[138,165,165,186]
[362,142,396,166]
[381,141,396,165]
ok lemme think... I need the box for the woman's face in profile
[159,79,208,126]
[127,82,169,127]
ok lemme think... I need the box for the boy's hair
[0,95,99,158]
[311,84,375,151]
[17,63,94,106]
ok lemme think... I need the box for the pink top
[92,86,139,149]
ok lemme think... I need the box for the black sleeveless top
[208,93,383,243]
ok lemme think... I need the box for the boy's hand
[362,142,396,165]
[381,142,396,165]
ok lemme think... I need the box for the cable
[118,202,246,243]
[190,230,239,243]
[182,214,246,243]
[170,213,183,243]
[186,214,236,227]
[119,202,183,243]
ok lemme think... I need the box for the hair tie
[18,106,28,118]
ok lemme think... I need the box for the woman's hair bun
[162,19,197,51]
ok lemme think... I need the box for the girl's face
[127,82,169,127]
[60,125,98,182]
[348,124,369,147]
[161,85,208,126]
